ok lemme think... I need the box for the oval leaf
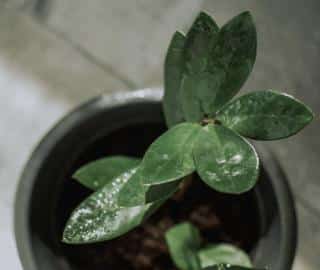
[198,244,252,268]
[141,123,202,186]
[207,11,257,112]
[184,11,219,73]
[63,168,162,244]
[194,124,259,194]
[163,31,186,127]
[181,12,219,122]
[73,156,140,190]
[117,167,181,207]
[217,90,314,140]
[165,222,202,270]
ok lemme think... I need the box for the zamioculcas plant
[62,11,314,269]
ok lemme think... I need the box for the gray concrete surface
[0,1,319,269]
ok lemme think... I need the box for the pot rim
[14,88,297,270]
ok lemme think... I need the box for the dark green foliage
[217,90,314,140]
[73,156,140,190]
[163,31,186,127]
[168,11,257,123]
[63,12,313,270]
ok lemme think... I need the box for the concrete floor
[0,1,319,269]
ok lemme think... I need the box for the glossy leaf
[163,31,186,127]
[180,12,219,122]
[202,265,262,270]
[194,124,259,194]
[73,156,140,190]
[217,90,314,140]
[165,222,202,270]
[181,11,257,121]
[141,123,202,186]
[117,167,181,207]
[63,168,162,244]
[207,11,257,112]
[198,244,252,268]
[181,72,223,122]
[184,12,219,73]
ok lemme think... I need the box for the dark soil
[57,123,260,270]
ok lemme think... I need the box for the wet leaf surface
[217,90,314,140]
[165,222,202,270]
[194,124,259,194]
[63,168,162,244]
[198,244,252,268]
[73,156,140,190]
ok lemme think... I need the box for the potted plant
[15,11,313,270]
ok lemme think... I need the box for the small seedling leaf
[165,222,202,270]
[198,244,252,268]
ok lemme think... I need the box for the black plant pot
[15,89,297,270]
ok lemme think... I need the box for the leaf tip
[61,224,75,244]
[192,10,218,30]
[174,30,186,39]
[306,106,315,122]
[198,10,212,19]
[239,10,254,20]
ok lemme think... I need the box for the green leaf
[117,167,181,207]
[73,156,140,190]
[180,12,219,122]
[163,31,186,127]
[207,11,257,112]
[198,244,252,268]
[180,11,256,122]
[217,90,314,140]
[165,222,202,270]
[184,12,219,74]
[141,123,202,186]
[181,72,223,122]
[202,265,262,270]
[193,124,259,194]
[63,167,163,244]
